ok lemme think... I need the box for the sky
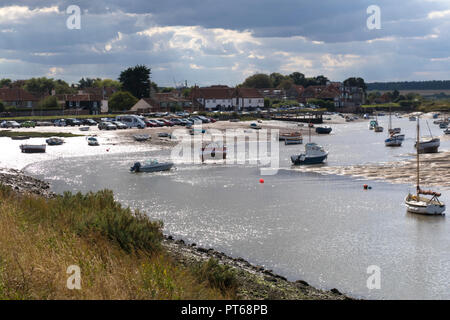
[1,0,450,87]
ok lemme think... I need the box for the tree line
[367,81,450,91]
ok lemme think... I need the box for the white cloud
[0,5,59,23]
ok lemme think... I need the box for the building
[298,83,365,110]
[0,87,39,108]
[55,87,118,114]
[257,88,286,100]
[191,86,264,111]
[130,92,192,113]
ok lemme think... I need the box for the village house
[257,88,286,100]
[191,86,264,111]
[55,87,117,114]
[0,87,39,108]
[130,92,192,113]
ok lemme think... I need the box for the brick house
[0,87,39,108]
[191,86,264,111]
[130,92,192,113]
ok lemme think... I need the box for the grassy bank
[0,131,82,138]
[0,187,235,299]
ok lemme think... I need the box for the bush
[193,258,237,294]
[109,91,138,111]
[38,96,60,109]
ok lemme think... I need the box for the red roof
[0,88,39,101]
[191,87,234,99]
[236,88,263,98]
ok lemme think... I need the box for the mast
[416,116,420,197]
[389,105,392,132]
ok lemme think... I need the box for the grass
[0,186,234,299]
[0,131,82,138]
[361,103,401,109]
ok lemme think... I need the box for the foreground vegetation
[0,187,236,299]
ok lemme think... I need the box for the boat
[388,128,401,135]
[87,136,99,146]
[46,138,64,145]
[291,125,327,165]
[385,106,402,147]
[285,137,303,145]
[392,134,405,141]
[405,117,445,215]
[439,122,448,129]
[385,136,402,147]
[409,116,417,121]
[79,126,90,131]
[201,144,227,161]
[369,120,378,130]
[279,132,302,142]
[250,123,262,130]
[130,160,174,173]
[374,125,384,132]
[10,136,30,140]
[158,132,171,138]
[20,144,46,153]
[414,120,439,154]
[315,126,332,134]
[133,134,150,141]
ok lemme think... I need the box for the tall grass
[0,186,232,299]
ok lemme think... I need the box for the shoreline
[0,167,350,300]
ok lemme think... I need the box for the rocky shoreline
[0,168,350,300]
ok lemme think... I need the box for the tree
[277,78,294,90]
[78,78,99,89]
[344,77,367,91]
[241,73,272,88]
[269,73,286,88]
[37,96,60,109]
[0,78,12,88]
[108,91,138,111]
[119,65,151,99]
[24,77,55,95]
[0,100,5,112]
[93,78,122,90]
[54,79,76,94]
[289,72,306,86]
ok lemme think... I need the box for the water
[25,117,450,300]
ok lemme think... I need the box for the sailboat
[405,117,445,215]
[385,106,403,147]
[374,112,384,132]
[414,120,440,154]
[291,123,328,165]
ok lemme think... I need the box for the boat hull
[285,139,303,145]
[291,153,328,165]
[415,138,440,154]
[20,145,46,153]
[385,138,402,147]
[130,162,173,173]
[405,197,446,215]
[315,127,332,134]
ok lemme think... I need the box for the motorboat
[134,134,150,141]
[388,128,401,135]
[374,125,384,132]
[130,160,173,173]
[385,106,402,146]
[285,137,303,145]
[250,123,262,130]
[46,138,64,145]
[315,126,332,134]
[87,136,99,146]
[444,128,450,135]
[385,136,402,147]
[20,144,46,153]
[279,132,302,142]
[79,126,90,131]
[369,120,378,130]
[291,143,328,165]
[405,117,445,215]
[439,122,448,129]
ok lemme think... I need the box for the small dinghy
[79,126,90,131]
[285,137,303,145]
[250,123,261,130]
[11,136,30,140]
[130,160,173,173]
[46,138,64,146]
[158,132,171,138]
[20,144,46,153]
[87,136,99,146]
[134,134,150,142]
[279,132,302,142]
[315,126,332,134]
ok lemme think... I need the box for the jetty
[269,111,323,124]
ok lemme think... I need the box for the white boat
[79,126,90,131]
[415,138,440,154]
[130,160,173,173]
[46,138,64,145]
[279,132,302,141]
[20,144,46,153]
[369,120,378,130]
[291,143,328,165]
[133,134,150,141]
[250,123,262,130]
[405,117,445,215]
[87,136,99,146]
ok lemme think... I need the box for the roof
[0,88,39,101]
[57,93,103,102]
[191,87,234,99]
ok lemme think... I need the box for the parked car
[143,119,157,127]
[153,119,166,127]
[54,119,67,127]
[82,119,97,126]
[2,121,21,128]
[65,118,82,126]
[170,118,184,126]
[98,121,117,130]
[160,119,175,127]
[112,121,127,129]
[20,121,36,128]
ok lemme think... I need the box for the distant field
[367,89,450,96]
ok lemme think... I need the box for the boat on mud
[369,120,378,130]
[87,136,99,146]
[279,132,302,142]
[10,136,30,140]
[20,144,46,153]
[130,160,173,173]
[315,126,332,134]
[46,138,64,145]
[285,137,303,145]
[415,138,440,154]
[79,126,90,131]
[250,123,262,130]
[291,143,328,165]
[134,134,150,141]
[444,128,450,135]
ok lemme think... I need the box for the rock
[197,247,209,253]
[167,235,173,240]
[191,243,196,247]
[330,288,342,295]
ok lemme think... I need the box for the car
[65,118,82,126]
[98,121,117,130]
[207,117,217,123]
[153,119,166,127]
[160,119,175,126]
[170,118,185,126]
[111,121,127,129]
[143,119,157,127]
[20,121,36,128]
[2,120,20,128]
[82,119,97,126]
[54,119,67,127]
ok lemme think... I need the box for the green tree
[78,78,99,89]
[119,65,151,99]
[0,78,12,88]
[344,77,367,91]
[161,87,175,93]
[264,98,271,108]
[54,79,76,94]
[37,96,60,109]
[277,78,294,90]
[93,78,122,90]
[108,91,138,111]
[24,77,55,95]
[289,72,306,86]
[269,73,286,88]
[241,73,272,88]
[0,100,5,112]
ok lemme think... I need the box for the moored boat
[130,160,174,173]
[374,125,384,132]
[250,123,262,130]
[134,134,150,141]
[10,136,30,140]
[385,136,402,147]
[279,131,302,141]
[369,120,378,130]
[87,136,99,146]
[291,143,328,165]
[20,144,46,153]
[415,138,440,154]
[79,126,90,131]
[444,128,450,135]
[46,137,64,145]
[315,126,332,134]
[285,137,303,145]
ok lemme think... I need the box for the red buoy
[260,179,265,184]
[363,184,368,190]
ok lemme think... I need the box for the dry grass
[0,186,233,299]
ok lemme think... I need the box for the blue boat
[291,143,328,165]
[315,126,332,134]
